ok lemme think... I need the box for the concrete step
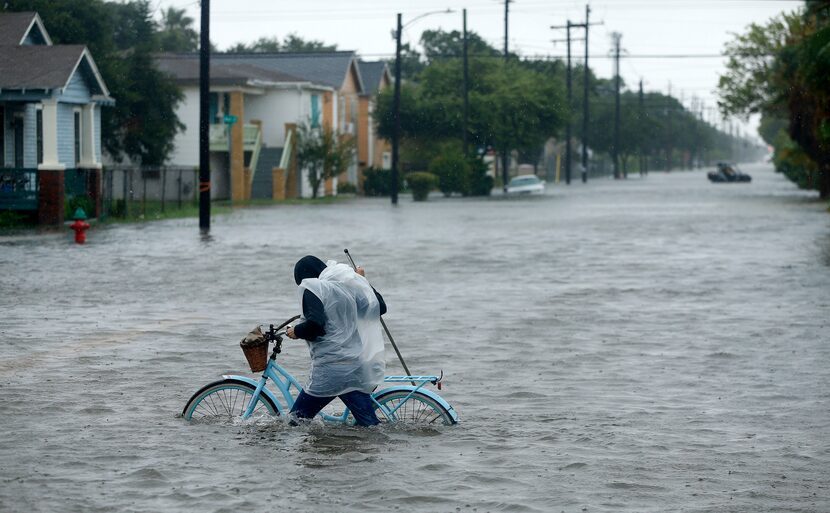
[251,147,284,199]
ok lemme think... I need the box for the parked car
[506,174,545,194]
[708,162,751,183]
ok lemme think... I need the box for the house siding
[57,103,76,167]
[244,89,306,148]
[95,106,101,161]
[167,87,200,166]
[23,103,37,168]
[60,71,92,105]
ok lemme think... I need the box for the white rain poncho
[298,261,386,397]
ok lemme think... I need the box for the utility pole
[612,32,621,179]
[198,0,210,233]
[639,78,646,175]
[666,82,673,171]
[581,4,591,183]
[501,0,510,192]
[697,100,708,169]
[554,6,600,184]
[565,22,572,185]
[691,96,698,169]
[391,13,403,205]
[552,21,582,185]
[463,8,469,157]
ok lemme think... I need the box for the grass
[1,195,353,232]
[0,210,35,230]
[98,195,351,224]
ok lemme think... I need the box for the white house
[156,54,337,200]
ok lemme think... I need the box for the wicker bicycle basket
[240,326,268,373]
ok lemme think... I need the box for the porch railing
[0,168,38,210]
[209,123,261,152]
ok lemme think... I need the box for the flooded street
[1,163,829,512]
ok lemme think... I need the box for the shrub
[362,167,404,196]
[429,152,467,196]
[337,181,357,194]
[65,195,95,220]
[406,172,437,201]
[464,157,494,196]
[0,210,32,228]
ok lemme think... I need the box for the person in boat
[286,255,387,426]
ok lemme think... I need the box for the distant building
[357,60,392,177]
[0,12,113,224]
[157,51,390,199]
[156,53,336,200]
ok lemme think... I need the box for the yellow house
[356,60,392,191]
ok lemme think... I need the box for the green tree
[386,42,425,81]
[420,29,502,62]
[5,0,183,165]
[374,50,565,170]
[295,125,355,199]
[719,4,830,198]
[429,150,467,196]
[156,7,198,52]
[225,34,336,53]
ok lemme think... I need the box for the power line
[356,52,736,59]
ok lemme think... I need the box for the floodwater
[1,163,829,512]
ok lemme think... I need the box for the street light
[391,9,454,205]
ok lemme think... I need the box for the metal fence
[101,166,199,220]
[0,168,38,210]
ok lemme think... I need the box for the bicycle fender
[375,386,459,423]
[221,375,285,414]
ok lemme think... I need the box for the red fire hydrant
[70,207,90,244]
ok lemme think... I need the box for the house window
[13,115,23,168]
[36,109,43,165]
[311,94,320,128]
[74,110,81,165]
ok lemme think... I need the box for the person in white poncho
[285,255,387,426]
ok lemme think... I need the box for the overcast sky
[160,0,803,140]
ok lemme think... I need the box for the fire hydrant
[70,207,90,244]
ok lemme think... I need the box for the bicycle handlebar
[274,315,301,331]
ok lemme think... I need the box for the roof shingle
[0,12,37,46]
[0,45,84,89]
[155,53,307,86]
[358,61,388,96]
[211,51,360,91]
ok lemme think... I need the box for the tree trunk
[820,164,830,200]
[309,169,320,199]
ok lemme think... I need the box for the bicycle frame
[224,357,453,423]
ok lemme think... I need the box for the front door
[13,116,23,168]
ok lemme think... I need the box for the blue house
[0,12,113,224]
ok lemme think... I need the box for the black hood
[294,255,327,285]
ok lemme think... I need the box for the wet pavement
[1,163,829,512]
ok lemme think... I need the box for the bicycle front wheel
[182,379,279,421]
[373,389,456,425]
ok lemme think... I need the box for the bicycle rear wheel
[182,379,279,421]
[373,389,456,425]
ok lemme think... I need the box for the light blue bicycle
[182,317,458,425]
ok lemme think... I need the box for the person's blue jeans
[290,390,380,426]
